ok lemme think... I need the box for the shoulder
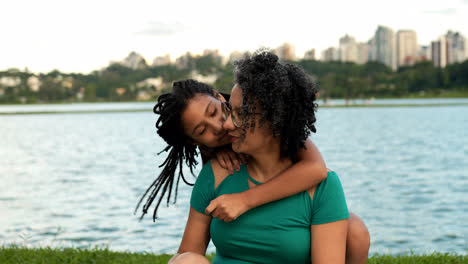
[209,159,231,189]
[318,170,342,191]
[309,169,349,224]
[306,169,340,199]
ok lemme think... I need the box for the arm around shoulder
[243,139,327,209]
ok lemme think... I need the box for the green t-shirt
[190,161,349,264]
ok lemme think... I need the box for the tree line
[1,53,467,104]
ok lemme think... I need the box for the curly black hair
[135,79,216,221]
[233,49,318,162]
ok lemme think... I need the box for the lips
[219,132,238,145]
[228,134,241,142]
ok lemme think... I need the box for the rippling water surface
[0,102,467,255]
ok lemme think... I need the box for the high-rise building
[397,30,418,67]
[418,45,431,61]
[445,31,466,64]
[368,37,377,62]
[357,43,369,64]
[321,47,339,62]
[275,43,296,61]
[431,36,447,68]
[465,41,468,60]
[202,49,223,65]
[229,50,245,62]
[152,54,171,66]
[304,49,316,60]
[373,25,397,70]
[122,51,147,70]
[339,34,358,63]
[175,52,193,69]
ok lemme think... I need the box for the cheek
[200,134,220,148]
[234,132,252,151]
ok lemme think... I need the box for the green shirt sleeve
[190,161,216,214]
[310,171,350,225]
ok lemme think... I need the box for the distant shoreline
[1,89,468,106]
[1,102,468,115]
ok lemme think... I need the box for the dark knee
[170,252,210,264]
[347,212,370,256]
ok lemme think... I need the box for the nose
[222,113,236,131]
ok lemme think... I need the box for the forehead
[229,84,243,107]
[181,94,216,131]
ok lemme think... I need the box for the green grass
[0,245,183,264]
[0,246,466,264]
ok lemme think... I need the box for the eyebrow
[191,100,213,135]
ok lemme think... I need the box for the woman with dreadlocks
[137,55,370,263]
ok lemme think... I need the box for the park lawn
[1,246,467,264]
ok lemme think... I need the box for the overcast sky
[1,0,467,74]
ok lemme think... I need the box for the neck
[246,140,292,183]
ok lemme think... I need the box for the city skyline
[1,0,467,74]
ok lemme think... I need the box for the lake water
[0,101,467,256]
[1,98,468,113]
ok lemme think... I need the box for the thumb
[205,200,218,215]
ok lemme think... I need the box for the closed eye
[198,127,206,135]
[211,108,217,117]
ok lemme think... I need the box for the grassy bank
[0,246,466,264]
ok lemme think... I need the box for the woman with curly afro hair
[139,51,369,264]
[166,50,370,263]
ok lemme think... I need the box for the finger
[217,153,227,169]
[228,152,240,171]
[233,153,241,171]
[217,213,227,221]
[240,154,248,164]
[205,201,217,215]
[221,153,232,173]
[224,154,234,174]
[211,208,220,219]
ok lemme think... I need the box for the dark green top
[190,161,349,264]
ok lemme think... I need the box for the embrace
[136,50,371,264]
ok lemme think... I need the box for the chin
[232,141,246,154]
[218,138,232,147]
[205,142,222,148]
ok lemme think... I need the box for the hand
[205,193,250,222]
[215,149,244,174]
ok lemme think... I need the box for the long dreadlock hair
[135,79,216,221]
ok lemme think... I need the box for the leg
[169,252,210,264]
[345,212,370,264]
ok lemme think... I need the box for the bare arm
[243,139,326,208]
[168,207,211,263]
[310,219,348,264]
[205,139,327,221]
[177,207,211,253]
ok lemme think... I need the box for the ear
[214,90,226,103]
